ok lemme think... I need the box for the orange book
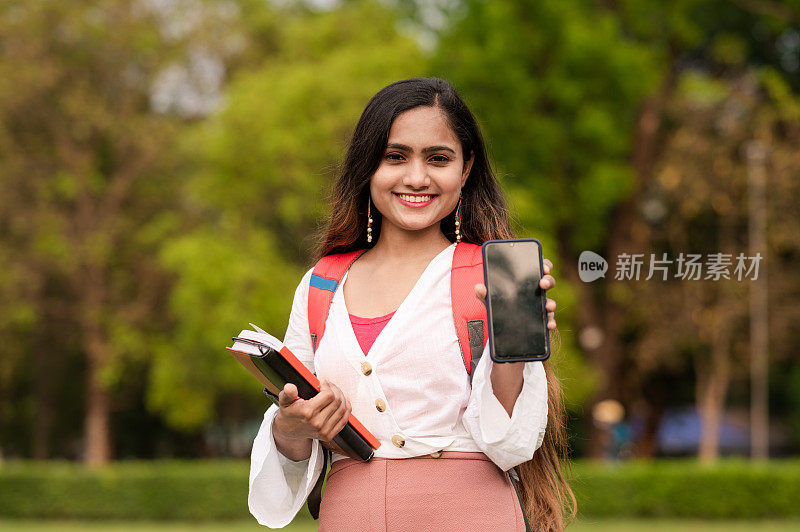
[228,326,380,460]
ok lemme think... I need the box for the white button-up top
[248,243,549,528]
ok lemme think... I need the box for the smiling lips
[393,192,437,207]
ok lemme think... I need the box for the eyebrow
[386,143,456,155]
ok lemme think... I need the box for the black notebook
[227,326,380,461]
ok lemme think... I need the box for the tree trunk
[32,343,54,460]
[695,319,732,463]
[84,322,113,465]
[79,264,114,465]
[696,207,737,462]
[84,349,111,464]
[636,375,668,459]
[637,403,664,458]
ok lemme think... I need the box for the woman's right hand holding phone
[272,378,352,461]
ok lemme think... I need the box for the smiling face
[369,105,473,240]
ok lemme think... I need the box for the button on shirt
[248,243,549,528]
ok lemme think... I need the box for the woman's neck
[368,223,452,265]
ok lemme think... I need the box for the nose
[402,157,430,189]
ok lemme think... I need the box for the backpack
[302,242,491,519]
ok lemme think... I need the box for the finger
[316,381,346,425]
[322,400,351,441]
[325,379,345,397]
[325,381,346,415]
[546,298,557,312]
[474,283,487,301]
[543,258,553,275]
[315,396,343,432]
[278,383,300,409]
[329,409,352,442]
[307,381,336,415]
[321,400,350,439]
[547,311,557,330]
[539,274,555,290]
[316,391,346,440]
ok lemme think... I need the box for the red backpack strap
[308,249,368,353]
[305,248,366,519]
[451,242,488,382]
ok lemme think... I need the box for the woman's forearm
[272,412,313,461]
[490,362,525,416]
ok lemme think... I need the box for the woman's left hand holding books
[272,378,352,461]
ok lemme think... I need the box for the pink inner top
[349,310,396,356]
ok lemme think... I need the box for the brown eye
[385,152,404,161]
[429,155,449,163]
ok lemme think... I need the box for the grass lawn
[3,519,800,531]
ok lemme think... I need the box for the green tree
[431,0,663,453]
[629,67,800,459]
[152,0,428,431]
[0,0,261,462]
[432,0,800,456]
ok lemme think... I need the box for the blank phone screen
[484,240,548,361]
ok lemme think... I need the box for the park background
[1,0,799,530]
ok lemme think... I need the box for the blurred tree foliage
[0,0,197,463]
[629,67,800,458]
[0,0,301,460]
[152,0,426,432]
[431,0,800,456]
[1,0,799,461]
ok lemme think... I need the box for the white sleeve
[248,405,325,527]
[248,267,325,528]
[461,344,548,472]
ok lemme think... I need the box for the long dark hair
[313,77,576,531]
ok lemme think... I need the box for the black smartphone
[482,238,550,362]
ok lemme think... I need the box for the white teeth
[397,194,434,203]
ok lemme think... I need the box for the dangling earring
[454,195,462,243]
[366,197,373,243]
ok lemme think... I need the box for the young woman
[248,77,575,531]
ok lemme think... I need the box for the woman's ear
[461,150,474,187]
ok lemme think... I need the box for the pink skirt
[318,451,526,531]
